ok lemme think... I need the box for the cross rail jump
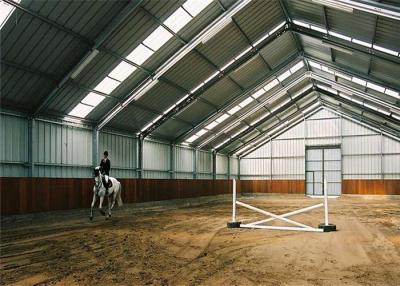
[227,179,336,232]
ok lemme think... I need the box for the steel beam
[173,52,300,144]
[33,0,144,115]
[290,24,400,65]
[215,87,317,152]
[97,0,253,130]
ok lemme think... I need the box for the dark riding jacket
[100,158,110,175]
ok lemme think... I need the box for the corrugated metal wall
[142,140,171,179]
[216,154,229,179]
[33,119,93,177]
[175,146,194,179]
[241,109,400,180]
[197,150,213,179]
[98,131,137,178]
[0,114,29,177]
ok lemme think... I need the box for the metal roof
[1,0,399,154]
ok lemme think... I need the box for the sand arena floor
[1,194,399,286]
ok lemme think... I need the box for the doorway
[305,145,341,196]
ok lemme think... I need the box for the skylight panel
[141,122,153,132]
[269,21,286,35]
[183,0,213,17]
[206,121,218,130]
[126,44,154,65]
[143,26,173,51]
[339,92,352,101]
[0,0,20,30]
[238,97,254,108]
[311,25,327,34]
[290,61,305,74]
[263,79,279,92]
[372,44,398,56]
[81,92,105,107]
[321,65,334,74]
[186,134,199,143]
[164,7,193,33]
[196,129,207,136]
[328,31,352,41]
[216,113,229,123]
[252,89,265,99]
[335,72,352,81]
[392,113,400,120]
[293,20,310,28]
[108,61,137,82]
[366,82,385,93]
[68,103,94,118]
[228,105,241,115]
[385,89,400,99]
[351,77,367,86]
[378,108,390,116]
[364,103,378,111]
[308,60,321,69]
[94,77,120,94]
[277,70,291,82]
[351,38,372,48]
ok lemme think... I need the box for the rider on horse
[100,150,111,193]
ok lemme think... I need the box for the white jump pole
[318,179,336,232]
[232,179,236,222]
[227,179,241,228]
[324,179,329,226]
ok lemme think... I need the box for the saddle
[102,177,113,189]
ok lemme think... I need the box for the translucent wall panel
[175,146,194,173]
[33,120,92,177]
[241,108,400,180]
[230,157,239,175]
[197,150,212,174]
[216,154,228,175]
[0,114,28,176]
[99,132,137,178]
[143,140,170,172]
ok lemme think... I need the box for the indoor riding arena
[1,0,400,285]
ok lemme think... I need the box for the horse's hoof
[99,210,106,216]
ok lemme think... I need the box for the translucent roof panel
[0,0,20,29]
[81,92,105,107]
[126,44,154,65]
[164,7,193,33]
[108,61,137,82]
[93,77,120,94]
[143,26,174,51]
[182,0,214,17]
[68,103,94,118]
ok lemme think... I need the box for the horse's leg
[99,195,106,216]
[90,193,97,220]
[111,189,117,210]
[107,194,111,218]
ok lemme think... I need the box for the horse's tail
[116,182,123,207]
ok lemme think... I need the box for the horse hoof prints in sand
[90,166,123,220]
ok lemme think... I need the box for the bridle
[94,171,103,194]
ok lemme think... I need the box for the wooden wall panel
[239,180,305,194]
[0,178,234,215]
[2,178,399,215]
[342,180,400,195]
